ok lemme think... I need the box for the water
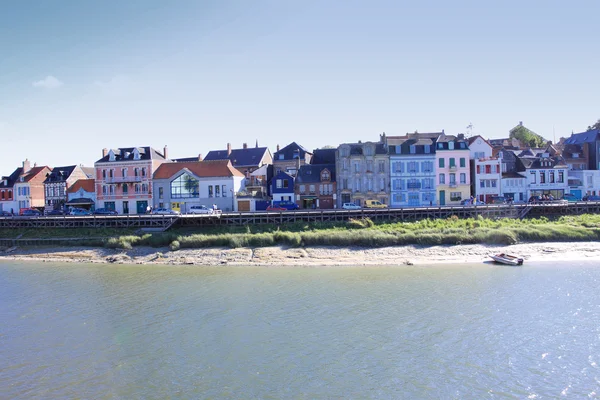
[1,260,599,399]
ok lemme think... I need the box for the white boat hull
[490,253,524,266]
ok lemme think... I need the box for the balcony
[105,176,143,183]
[449,165,457,171]
[449,182,457,188]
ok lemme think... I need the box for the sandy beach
[1,242,600,266]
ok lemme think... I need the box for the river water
[1,260,599,399]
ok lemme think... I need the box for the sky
[1,0,599,174]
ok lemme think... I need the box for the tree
[510,125,547,148]
[588,119,600,130]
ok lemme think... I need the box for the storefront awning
[66,198,95,205]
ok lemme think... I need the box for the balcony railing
[449,182,457,188]
[105,176,143,183]
[449,165,457,171]
[407,182,421,189]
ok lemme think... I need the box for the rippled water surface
[1,260,599,399]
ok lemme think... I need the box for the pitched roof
[67,179,95,193]
[564,128,600,145]
[44,165,77,183]
[153,160,244,180]
[96,147,166,163]
[204,146,270,168]
[22,166,51,182]
[0,168,23,189]
[81,167,95,178]
[296,164,336,184]
[274,142,311,160]
[502,171,527,178]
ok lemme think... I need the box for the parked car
[266,205,287,211]
[342,203,361,210]
[0,210,13,217]
[188,205,213,214]
[20,208,42,217]
[273,201,300,210]
[69,208,92,216]
[562,193,580,202]
[583,195,600,202]
[488,196,506,204]
[364,200,387,208]
[94,208,118,215]
[152,208,180,215]
[47,209,65,216]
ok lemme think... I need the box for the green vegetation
[510,125,547,148]
[2,214,600,250]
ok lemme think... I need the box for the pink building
[94,146,168,214]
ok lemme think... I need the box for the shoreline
[1,242,600,266]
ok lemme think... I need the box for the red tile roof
[153,160,244,180]
[23,166,51,182]
[68,179,95,193]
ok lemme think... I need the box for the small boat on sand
[490,253,524,266]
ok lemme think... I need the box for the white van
[189,205,213,214]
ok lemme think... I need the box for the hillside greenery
[510,125,547,148]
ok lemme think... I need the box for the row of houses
[1,123,600,214]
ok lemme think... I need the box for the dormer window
[133,148,141,160]
[108,150,116,161]
[321,169,330,181]
[573,153,579,158]
[448,142,454,150]
[279,154,284,160]
[438,143,443,149]
[364,146,374,156]
[410,145,416,154]
[425,145,431,154]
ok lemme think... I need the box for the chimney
[519,121,523,126]
[457,133,465,140]
[276,144,280,152]
[243,143,248,149]
[102,148,108,157]
[163,145,169,159]
[227,143,232,156]
[22,159,31,173]
[198,153,203,161]
[255,139,258,148]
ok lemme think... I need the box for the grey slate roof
[0,168,23,189]
[44,165,77,183]
[311,149,336,164]
[204,147,270,168]
[564,129,600,145]
[274,142,311,160]
[296,164,336,184]
[96,147,166,163]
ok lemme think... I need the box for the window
[448,142,454,150]
[378,161,385,173]
[222,185,227,197]
[393,162,403,173]
[558,171,564,183]
[410,145,416,154]
[215,185,220,197]
[141,183,148,193]
[322,170,330,181]
[343,159,349,170]
[422,161,432,172]
[474,151,485,159]
[476,165,480,174]
[276,179,282,189]
[439,174,445,184]
[550,172,555,183]
[109,170,113,178]
[480,181,485,188]
[142,167,146,177]
[408,161,417,173]
[425,145,431,154]
[380,178,385,191]
[342,178,348,190]
[208,185,213,197]
[158,187,163,198]
[103,170,106,179]
[283,180,289,189]
[491,180,497,188]
[450,192,461,201]
[279,154,284,160]
[354,162,360,173]
[364,146,373,156]
[170,174,199,198]
[300,185,305,193]
[460,158,466,168]
[122,168,126,178]
[135,184,140,194]
[123,184,128,194]
[309,184,315,193]
[439,158,445,168]
[449,173,456,185]
[134,168,139,177]
[540,172,545,184]
[449,158,456,168]
[460,173,466,184]
[366,161,374,172]
[530,172,536,184]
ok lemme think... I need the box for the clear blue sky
[1,0,598,173]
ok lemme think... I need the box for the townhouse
[468,135,502,204]
[94,146,168,214]
[44,165,94,212]
[66,179,96,210]
[519,146,568,200]
[152,160,244,212]
[335,136,389,208]
[13,161,52,212]
[435,133,470,205]
[295,148,337,209]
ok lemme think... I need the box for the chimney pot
[102,148,108,157]
[277,144,280,152]
[163,145,169,159]
[243,143,248,149]
[198,153,203,161]
[227,143,232,156]
[22,159,31,173]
